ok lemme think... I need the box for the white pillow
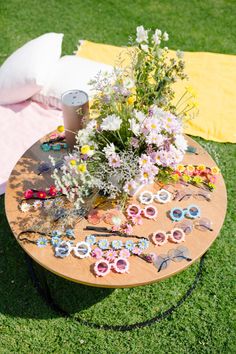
[0,32,63,105]
[32,55,113,109]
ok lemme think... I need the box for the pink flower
[105,250,117,262]
[92,247,103,259]
[108,153,121,168]
[132,247,142,255]
[24,189,33,199]
[130,215,143,225]
[122,223,133,235]
[130,137,139,148]
[49,133,58,140]
[120,249,131,258]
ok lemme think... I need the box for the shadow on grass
[0,195,114,320]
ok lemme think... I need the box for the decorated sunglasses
[153,246,192,272]
[152,228,185,246]
[173,189,210,202]
[55,241,92,259]
[126,203,158,220]
[86,208,124,227]
[94,257,130,277]
[177,218,213,234]
[138,189,172,205]
[169,205,200,222]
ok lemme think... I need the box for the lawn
[0,0,236,353]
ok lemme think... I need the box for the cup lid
[61,90,88,106]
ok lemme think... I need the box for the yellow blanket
[76,40,236,143]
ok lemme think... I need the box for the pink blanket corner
[0,100,63,195]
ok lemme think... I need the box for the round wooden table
[5,134,227,288]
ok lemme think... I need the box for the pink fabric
[0,100,63,195]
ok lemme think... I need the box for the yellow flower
[197,164,206,172]
[70,160,76,166]
[193,176,203,184]
[211,166,220,175]
[172,173,180,182]
[127,96,136,105]
[81,145,91,155]
[208,182,216,189]
[57,125,65,133]
[186,165,195,173]
[78,164,87,173]
[185,86,197,98]
[182,174,191,182]
[176,164,185,173]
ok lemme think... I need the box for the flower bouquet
[51,26,198,210]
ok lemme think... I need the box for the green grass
[0,0,236,353]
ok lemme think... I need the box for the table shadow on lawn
[0,196,115,320]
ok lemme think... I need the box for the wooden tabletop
[5,134,227,288]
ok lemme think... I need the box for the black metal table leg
[24,252,207,331]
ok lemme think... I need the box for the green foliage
[0,1,236,353]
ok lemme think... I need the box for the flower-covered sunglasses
[169,205,200,222]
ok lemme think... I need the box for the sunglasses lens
[177,191,191,201]
[97,262,109,273]
[155,232,166,243]
[172,230,184,241]
[173,246,190,262]
[145,206,157,218]
[178,221,193,235]
[159,191,168,201]
[173,209,182,219]
[196,217,212,231]
[141,192,153,204]
[117,259,127,270]
[189,207,199,217]
[195,192,210,201]
[77,245,88,256]
[130,206,139,216]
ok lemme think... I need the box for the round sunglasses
[174,189,211,202]
[127,204,158,220]
[152,228,185,246]
[169,204,201,222]
[177,217,213,234]
[138,189,172,205]
[94,257,130,277]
